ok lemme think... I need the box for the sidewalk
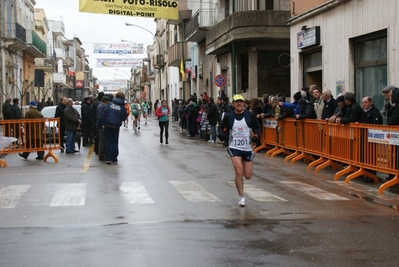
[169,119,399,211]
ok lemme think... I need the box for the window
[354,32,387,111]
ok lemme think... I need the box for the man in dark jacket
[99,92,127,164]
[55,97,67,152]
[207,97,219,143]
[295,98,316,120]
[92,92,104,154]
[321,89,338,120]
[64,98,81,153]
[81,97,94,146]
[360,97,382,124]
[2,96,12,136]
[388,88,399,125]
[336,93,362,125]
[10,98,22,143]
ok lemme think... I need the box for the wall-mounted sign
[297,26,320,49]
[214,74,227,87]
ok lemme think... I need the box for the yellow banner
[79,0,179,20]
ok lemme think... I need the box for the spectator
[64,98,81,153]
[46,97,54,106]
[187,98,199,137]
[101,92,127,164]
[312,88,324,120]
[207,98,218,144]
[295,98,316,120]
[2,96,12,136]
[380,85,396,123]
[278,92,300,119]
[10,98,22,145]
[328,95,346,122]
[321,89,338,120]
[388,88,399,125]
[36,98,44,111]
[92,92,104,154]
[81,97,94,146]
[96,95,111,161]
[336,92,363,125]
[360,97,382,124]
[55,97,67,152]
[18,101,44,160]
[309,84,318,104]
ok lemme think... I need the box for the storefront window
[355,36,387,110]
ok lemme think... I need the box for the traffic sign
[214,74,226,87]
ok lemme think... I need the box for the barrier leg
[44,150,59,163]
[378,175,399,194]
[291,152,315,165]
[265,145,280,157]
[345,168,378,184]
[284,151,300,162]
[0,159,8,168]
[307,157,326,170]
[271,147,291,158]
[334,165,357,180]
[315,159,343,173]
[254,143,267,153]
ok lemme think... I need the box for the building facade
[289,0,399,110]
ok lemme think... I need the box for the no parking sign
[214,74,226,87]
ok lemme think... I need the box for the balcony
[167,42,190,67]
[50,21,65,37]
[63,57,74,67]
[168,1,191,25]
[25,30,47,58]
[34,58,53,71]
[206,10,291,55]
[54,47,65,59]
[53,72,66,85]
[3,22,27,52]
[185,9,216,43]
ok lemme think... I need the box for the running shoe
[238,196,246,207]
[208,140,215,143]
[138,126,141,130]
[145,122,147,125]
[106,161,111,165]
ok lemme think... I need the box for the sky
[34,0,157,80]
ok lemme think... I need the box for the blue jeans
[65,130,77,152]
[104,126,120,162]
[210,124,217,141]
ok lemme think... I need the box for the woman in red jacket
[155,100,171,144]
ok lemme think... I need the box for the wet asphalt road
[0,116,399,266]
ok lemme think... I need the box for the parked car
[41,105,82,142]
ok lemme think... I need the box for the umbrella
[76,126,81,150]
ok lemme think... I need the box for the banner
[367,129,399,145]
[93,43,143,54]
[79,0,179,20]
[97,79,127,92]
[96,58,142,68]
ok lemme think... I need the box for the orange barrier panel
[0,118,61,166]
[282,118,300,162]
[255,119,278,154]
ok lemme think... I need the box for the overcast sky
[34,0,156,79]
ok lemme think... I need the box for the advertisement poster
[96,58,142,68]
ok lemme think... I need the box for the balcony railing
[26,30,47,57]
[3,22,27,43]
[50,21,65,36]
[53,73,66,84]
[185,9,216,42]
[167,42,189,67]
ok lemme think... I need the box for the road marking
[81,145,94,173]
[280,181,350,200]
[227,181,288,202]
[21,184,59,206]
[119,182,155,204]
[0,185,30,208]
[170,181,221,202]
[50,183,87,206]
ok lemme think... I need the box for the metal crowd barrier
[0,118,61,167]
[258,118,399,194]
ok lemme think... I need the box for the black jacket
[388,89,399,125]
[207,103,219,126]
[297,102,316,120]
[10,104,21,119]
[340,101,363,124]
[361,105,382,124]
[55,102,66,127]
[81,102,93,126]
[322,98,338,120]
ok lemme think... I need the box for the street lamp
[125,23,163,101]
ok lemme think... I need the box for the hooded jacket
[388,89,399,125]
[102,97,127,128]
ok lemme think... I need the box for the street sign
[214,74,226,87]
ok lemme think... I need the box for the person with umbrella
[64,98,81,153]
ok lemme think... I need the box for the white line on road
[50,183,87,207]
[119,182,155,204]
[0,185,30,208]
[227,181,288,202]
[170,181,221,202]
[280,181,350,200]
